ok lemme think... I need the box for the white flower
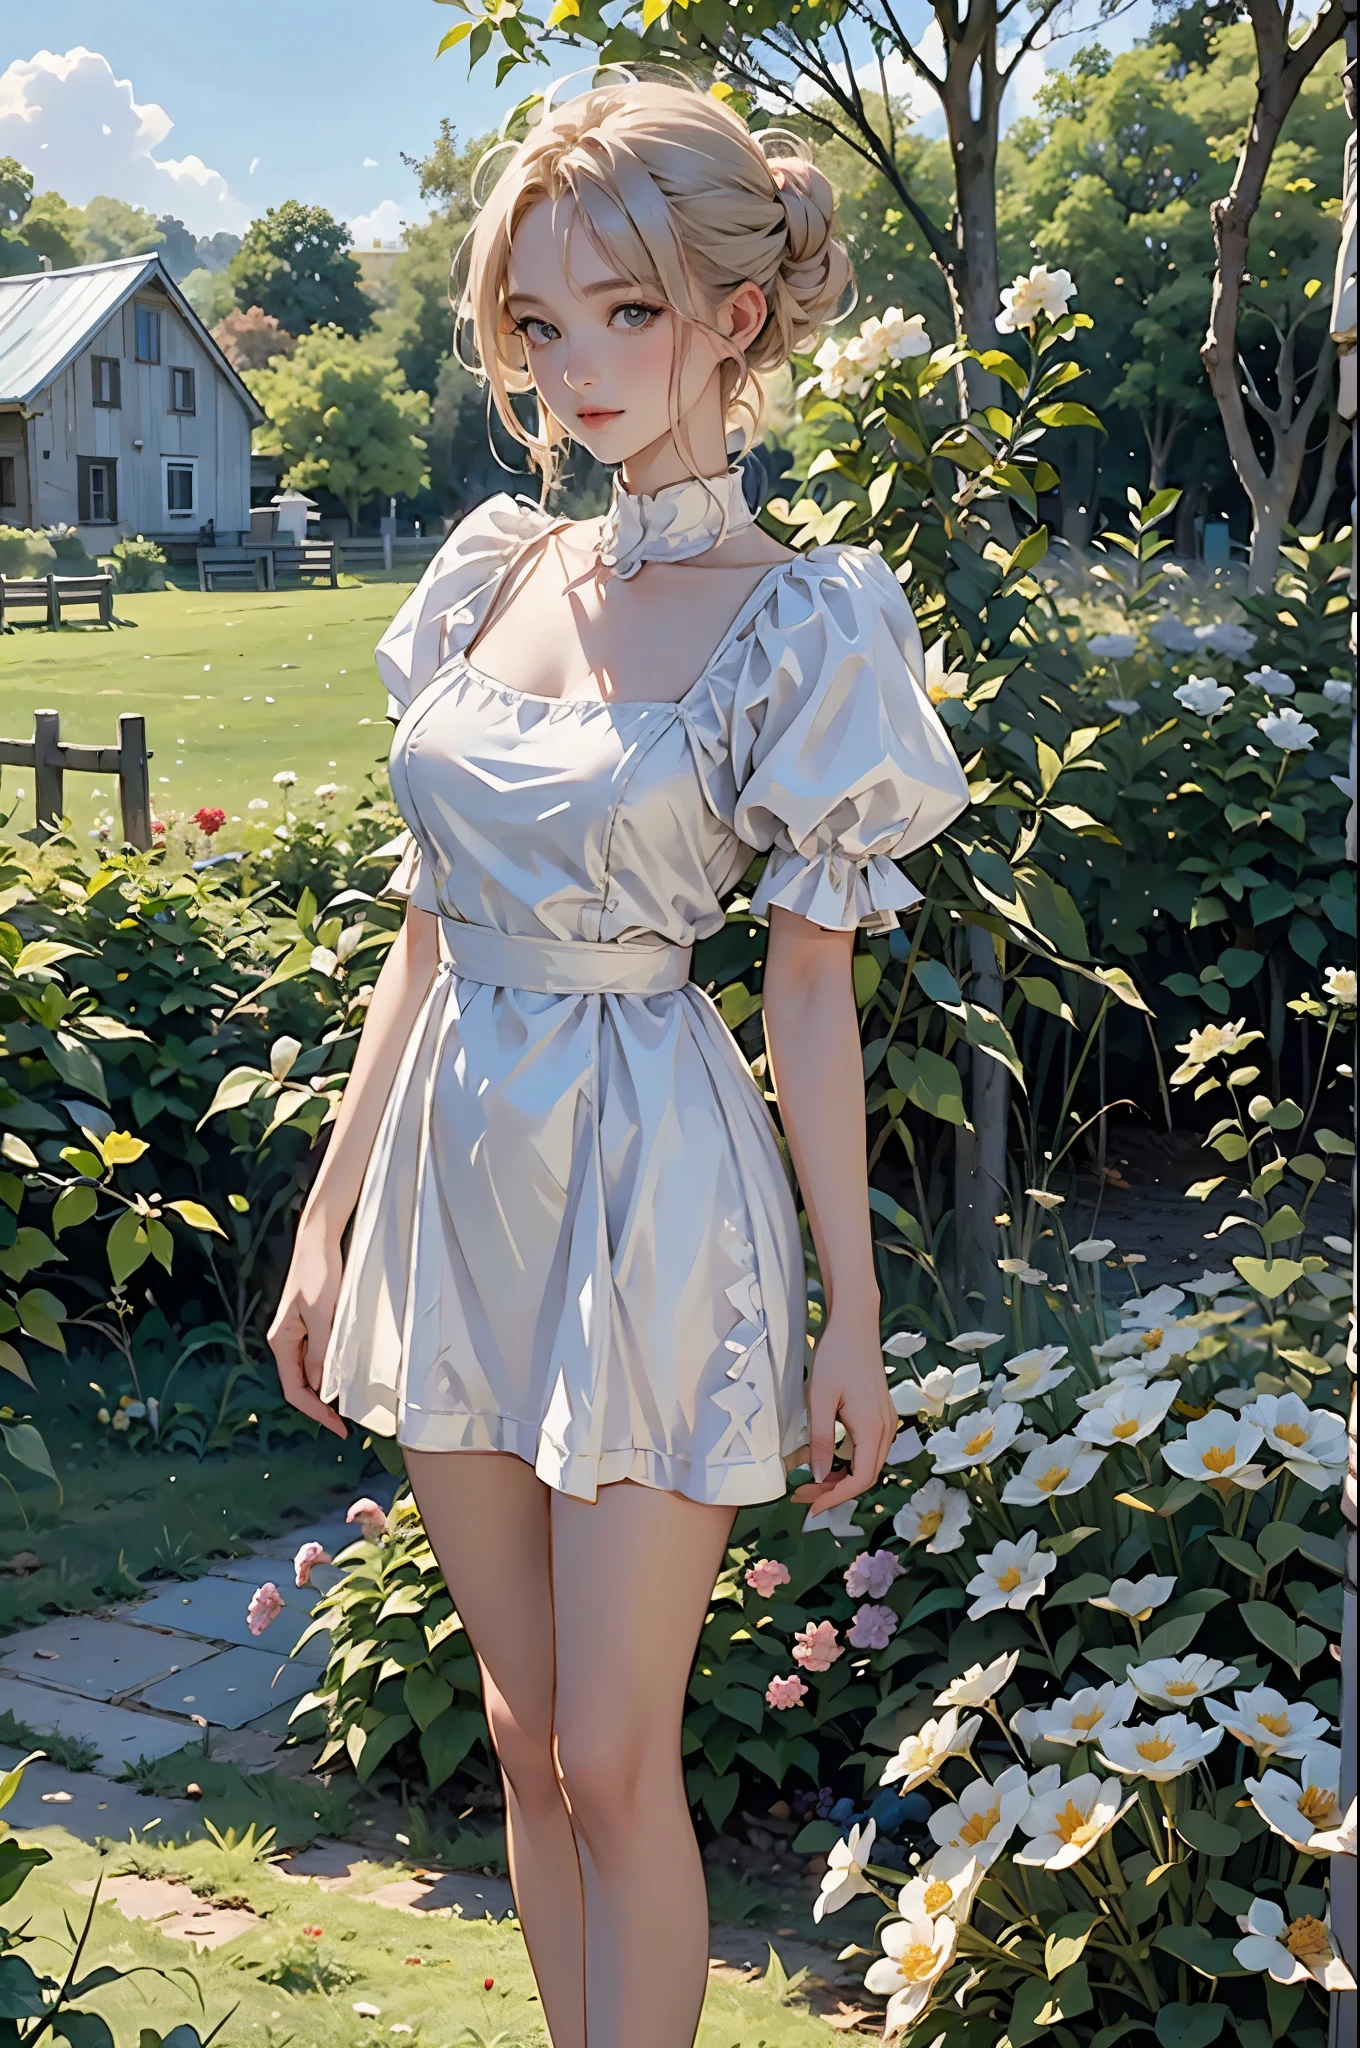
[1089,1575,1177,1622]
[1001,1435,1106,1504]
[1129,1654,1239,1709]
[885,1423,924,1466]
[269,1035,302,1081]
[1076,1372,1150,1413]
[1087,633,1137,660]
[1184,1269,1239,1296]
[1322,678,1352,705]
[897,1847,980,1923]
[1015,1772,1134,1869]
[930,1402,1024,1474]
[1169,1019,1259,1083]
[247,797,270,811]
[863,1909,956,2036]
[1074,1379,1177,1447]
[1098,1714,1223,1782]
[813,1818,878,1921]
[1198,620,1257,658]
[1323,965,1357,1004]
[880,1710,981,1793]
[1151,616,1203,653]
[1246,1745,1343,1850]
[997,1257,1047,1284]
[862,305,931,361]
[997,264,1075,332]
[1121,1284,1188,1328]
[1234,1898,1356,1991]
[310,944,339,977]
[1071,1237,1116,1262]
[948,1329,1006,1350]
[1174,675,1234,718]
[1310,1795,1356,1856]
[813,337,871,400]
[1025,1187,1065,1210]
[934,1652,1019,1711]
[965,1530,1054,1619]
[314,781,340,799]
[882,1331,928,1359]
[996,1344,1072,1401]
[1237,1392,1348,1487]
[1207,1686,1332,1760]
[927,1762,1033,1865]
[892,1361,983,1420]
[272,769,298,787]
[1256,706,1318,751]
[1032,1682,1135,1748]
[352,2006,382,2021]
[1245,666,1295,696]
[1161,1412,1266,1490]
[893,1477,971,1553]
[1106,696,1142,717]
[1097,1318,1199,1374]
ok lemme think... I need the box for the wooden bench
[271,541,338,588]
[0,573,116,630]
[334,535,442,575]
[198,548,272,593]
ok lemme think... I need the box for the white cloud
[348,198,414,249]
[0,47,248,233]
[362,156,379,168]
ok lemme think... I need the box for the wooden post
[116,714,152,851]
[45,575,58,631]
[32,709,63,839]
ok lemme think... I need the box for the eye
[610,303,661,331]
[515,317,559,347]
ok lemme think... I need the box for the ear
[719,280,768,353]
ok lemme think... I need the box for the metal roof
[0,254,264,422]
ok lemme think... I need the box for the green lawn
[0,578,421,841]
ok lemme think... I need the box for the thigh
[403,1449,557,1744]
[550,1479,737,1757]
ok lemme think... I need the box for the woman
[269,77,969,2048]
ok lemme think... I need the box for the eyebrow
[505,277,649,312]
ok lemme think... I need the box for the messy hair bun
[457,75,855,487]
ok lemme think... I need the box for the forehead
[506,195,632,299]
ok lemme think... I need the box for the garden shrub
[109,533,167,592]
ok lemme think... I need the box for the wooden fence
[0,710,153,850]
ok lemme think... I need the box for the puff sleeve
[726,548,970,934]
[374,493,553,721]
[375,830,439,915]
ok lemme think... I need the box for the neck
[618,389,731,497]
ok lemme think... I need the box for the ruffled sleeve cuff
[375,830,439,914]
[748,843,922,934]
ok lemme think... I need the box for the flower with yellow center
[1207,1684,1331,1759]
[1098,1714,1224,1783]
[1238,1392,1348,1489]
[1246,1745,1344,1851]
[1088,1574,1177,1623]
[964,1531,1055,1620]
[1161,1413,1266,1493]
[812,1819,878,1922]
[934,1652,1020,1712]
[997,264,1075,333]
[1129,1655,1239,1710]
[880,1709,982,1795]
[1234,1897,1356,1990]
[863,1909,957,2034]
[1322,964,1357,1005]
[892,1477,972,1554]
[1075,1377,1177,1449]
[1016,1771,1135,1870]
[895,1849,980,1926]
[927,1763,1034,1867]
[996,1344,1073,1402]
[1032,1681,1135,1748]
[892,1360,982,1421]
[1002,1434,1106,1505]
[929,1401,1024,1475]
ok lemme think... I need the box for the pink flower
[151,817,166,838]
[346,1498,388,1539]
[766,1673,809,1710]
[246,1582,283,1635]
[744,1558,791,1598]
[193,807,226,836]
[848,1603,899,1650]
[294,1540,332,1588]
[792,1620,844,1673]
[845,1550,903,1599]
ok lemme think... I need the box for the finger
[805,1389,842,1486]
[808,1420,882,1512]
[284,1378,349,1440]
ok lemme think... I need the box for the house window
[169,365,196,414]
[0,456,15,509]
[92,356,121,408]
[164,458,196,518]
[77,456,118,523]
[134,305,161,363]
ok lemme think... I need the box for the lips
[576,409,622,428]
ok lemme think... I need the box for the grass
[115,1746,356,1852]
[0,575,420,838]
[0,1707,100,1771]
[11,1827,848,2046]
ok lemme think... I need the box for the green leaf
[403,1665,454,1732]
[1154,2005,1227,2048]
[1,1422,59,1498]
[1174,1809,1240,1857]
[53,2014,117,2048]
[0,1343,32,1387]
[1232,1256,1304,1299]
[197,1066,270,1126]
[914,958,963,1006]
[419,1705,485,1790]
[0,1134,38,1170]
[164,1199,228,1238]
[1242,1601,1325,1677]
[14,1289,66,1355]
[1016,975,1075,1025]
[1134,1612,1206,1662]
[1004,524,1050,578]
[0,1837,50,1908]
[0,1949,51,2017]
[1035,401,1103,429]
[106,1207,151,1287]
[53,1185,98,1235]
[1209,1534,1263,1582]
[1045,1911,1097,1978]
[1154,1926,1246,1977]
[100,1131,149,1168]
[978,349,1028,396]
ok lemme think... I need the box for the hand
[267,1223,349,1440]
[789,1308,898,1514]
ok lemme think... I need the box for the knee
[484,1701,560,1809]
[553,1718,672,1859]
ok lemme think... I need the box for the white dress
[320,494,970,1506]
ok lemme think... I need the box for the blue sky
[2,0,1155,244]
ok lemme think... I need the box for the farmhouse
[0,254,264,549]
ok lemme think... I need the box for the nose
[561,342,598,394]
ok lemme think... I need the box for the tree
[153,215,202,280]
[213,305,297,371]
[227,202,373,338]
[1199,0,1349,585]
[18,192,87,270]
[246,325,430,528]
[0,157,31,231]
[78,195,162,262]
[181,268,240,327]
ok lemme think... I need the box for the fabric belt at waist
[440,919,693,996]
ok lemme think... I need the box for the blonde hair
[455,77,852,489]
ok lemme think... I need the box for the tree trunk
[1300,398,1350,534]
[1173,435,1211,558]
[1146,404,1184,492]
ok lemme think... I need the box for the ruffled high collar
[596,467,754,580]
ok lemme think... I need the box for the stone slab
[205,1555,340,1603]
[138,1645,318,1730]
[0,1747,205,1845]
[119,1577,328,1662]
[0,1617,216,1702]
[0,1674,193,1771]
[72,1874,260,1950]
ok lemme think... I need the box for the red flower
[193,807,226,837]
[302,1924,323,1939]
[151,818,166,837]
[484,1977,495,1990]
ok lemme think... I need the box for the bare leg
[403,1448,586,2048]
[550,1478,738,2048]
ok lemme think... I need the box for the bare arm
[267,905,441,1435]
[761,905,897,1511]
